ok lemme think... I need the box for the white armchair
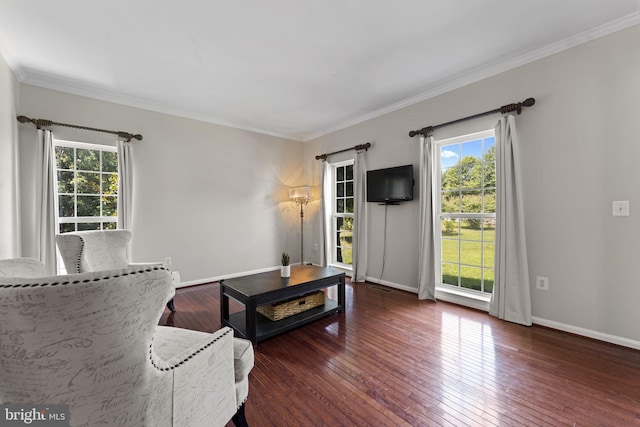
[0,264,253,427]
[56,230,176,312]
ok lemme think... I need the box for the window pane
[77,195,100,216]
[441,145,459,169]
[460,265,482,291]
[441,167,459,191]
[460,160,481,190]
[441,239,458,263]
[336,182,344,197]
[484,189,496,214]
[483,269,494,293]
[78,222,100,231]
[346,181,353,197]
[483,219,495,242]
[337,166,344,181]
[483,137,496,160]
[59,195,74,217]
[102,196,117,216]
[60,223,75,233]
[346,198,354,213]
[77,172,101,194]
[336,247,343,263]
[441,218,459,238]
[461,191,482,214]
[340,244,352,265]
[102,151,118,173]
[103,221,117,230]
[440,219,460,238]
[460,220,482,240]
[483,243,495,268]
[483,162,495,188]
[76,148,100,171]
[57,171,74,193]
[339,217,353,232]
[339,230,353,248]
[102,173,118,195]
[346,165,353,180]
[461,139,482,159]
[55,146,74,170]
[338,215,353,266]
[337,199,344,213]
[460,241,482,266]
[442,263,458,285]
[441,192,459,213]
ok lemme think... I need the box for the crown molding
[302,10,640,142]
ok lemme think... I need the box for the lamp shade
[289,186,311,202]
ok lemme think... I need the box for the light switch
[612,201,630,216]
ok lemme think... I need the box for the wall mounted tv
[366,164,414,204]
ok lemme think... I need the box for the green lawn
[335,220,494,289]
[338,230,353,265]
[441,220,494,293]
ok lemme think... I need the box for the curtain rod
[408,97,535,138]
[16,115,143,142]
[315,142,371,161]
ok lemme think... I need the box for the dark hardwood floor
[159,279,640,426]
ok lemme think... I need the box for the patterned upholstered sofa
[0,261,253,427]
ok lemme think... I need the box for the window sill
[435,286,490,312]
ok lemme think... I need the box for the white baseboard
[175,265,280,288]
[364,276,418,294]
[531,316,640,351]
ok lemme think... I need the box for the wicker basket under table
[257,290,325,321]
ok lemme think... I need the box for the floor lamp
[289,186,311,264]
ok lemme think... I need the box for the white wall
[304,24,640,345]
[18,85,304,283]
[0,51,20,259]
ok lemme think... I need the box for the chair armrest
[151,326,237,425]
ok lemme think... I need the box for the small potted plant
[281,252,291,278]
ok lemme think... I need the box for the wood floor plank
[160,279,640,426]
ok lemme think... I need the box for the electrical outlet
[612,200,630,216]
[313,243,318,251]
[536,276,549,290]
[164,257,172,266]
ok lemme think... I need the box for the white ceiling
[0,1,639,141]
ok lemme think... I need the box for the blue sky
[441,137,495,169]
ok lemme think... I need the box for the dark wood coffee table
[220,265,345,345]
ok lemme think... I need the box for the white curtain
[117,140,134,230]
[35,129,57,275]
[352,150,368,282]
[417,136,437,300]
[489,115,532,326]
[320,161,331,267]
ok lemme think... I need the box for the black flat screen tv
[367,164,414,204]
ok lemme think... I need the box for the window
[54,140,119,233]
[330,160,354,268]
[436,130,495,295]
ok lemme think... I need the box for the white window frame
[434,129,495,297]
[328,159,354,270]
[53,139,119,234]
